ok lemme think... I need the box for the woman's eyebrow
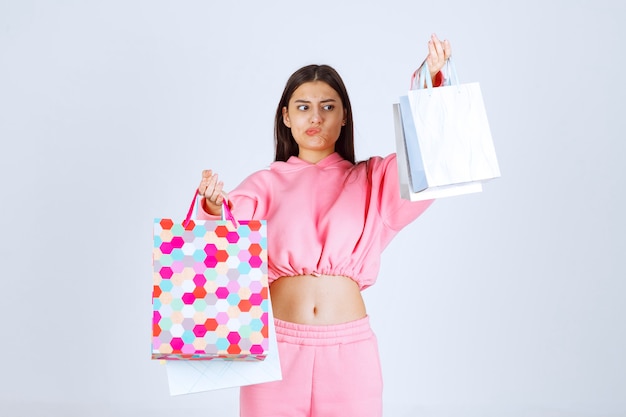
[293,98,337,103]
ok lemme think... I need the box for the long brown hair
[274,65,355,164]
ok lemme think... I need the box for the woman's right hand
[198,169,225,216]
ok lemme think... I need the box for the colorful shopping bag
[395,58,500,201]
[152,191,269,361]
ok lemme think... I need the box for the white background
[1,1,624,416]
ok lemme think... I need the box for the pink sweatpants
[240,316,383,417]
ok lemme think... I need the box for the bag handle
[183,189,238,228]
[410,57,459,90]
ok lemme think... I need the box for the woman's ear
[282,106,291,128]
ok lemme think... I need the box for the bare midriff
[269,274,367,325]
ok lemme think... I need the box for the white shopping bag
[164,293,282,395]
[394,59,500,201]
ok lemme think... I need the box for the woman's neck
[297,149,335,164]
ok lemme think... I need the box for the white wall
[1,1,624,416]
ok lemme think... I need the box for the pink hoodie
[198,152,433,290]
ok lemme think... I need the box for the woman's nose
[310,109,322,124]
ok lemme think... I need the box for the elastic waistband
[274,316,373,346]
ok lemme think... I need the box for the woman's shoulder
[368,153,397,163]
[239,165,273,185]
[355,153,398,173]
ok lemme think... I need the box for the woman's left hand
[426,33,452,80]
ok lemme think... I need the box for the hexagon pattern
[153,218,268,361]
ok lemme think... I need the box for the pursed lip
[306,128,321,136]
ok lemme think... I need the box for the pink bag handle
[183,189,238,228]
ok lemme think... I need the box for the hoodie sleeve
[369,153,434,231]
[196,170,272,221]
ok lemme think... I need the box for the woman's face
[282,81,346,163]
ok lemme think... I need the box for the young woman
[198,34,452,417]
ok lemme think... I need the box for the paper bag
[152,191,270,361]
[395,58,500,201]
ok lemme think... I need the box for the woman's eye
[297,105,308,111]
[323,105,334,111]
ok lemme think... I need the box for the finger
[427,39,437,64]
[426,39,444,70]
[213,182,224,205]
[431,34,444,59]
[207,174,218,198]
[199,170,213,194]
[206,174,221,199]
[208,181,224,205]
[426,45,443,75]
[199,170,213,193]
[443,39,452,59]
[200,173,216,197]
